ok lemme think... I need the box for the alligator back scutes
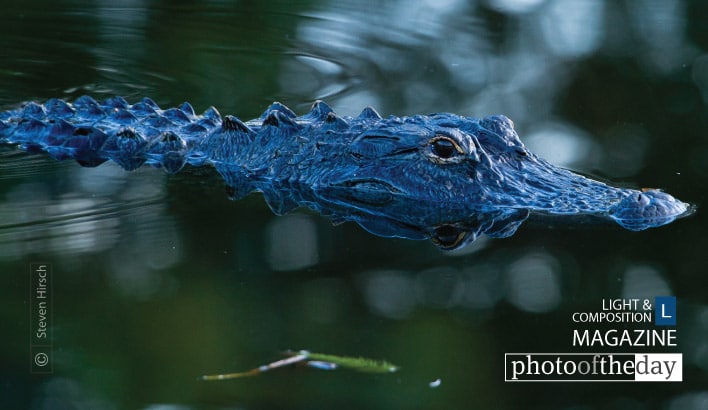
[0,96,230,172]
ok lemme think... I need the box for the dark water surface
[1,0,707,409]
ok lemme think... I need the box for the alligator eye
[430,137,459,158]
[429,135,464,160]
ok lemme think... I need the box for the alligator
[0,96,690,249]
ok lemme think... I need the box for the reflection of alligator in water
[0,97,690,249]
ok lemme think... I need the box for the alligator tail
[0,96,252,174]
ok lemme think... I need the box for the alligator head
[314,110,689,246]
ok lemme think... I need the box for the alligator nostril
[634,192,651,207]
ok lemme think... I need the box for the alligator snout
[609,190,690,231]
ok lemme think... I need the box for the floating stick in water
[199,352,308,380]
[199,350,399,381]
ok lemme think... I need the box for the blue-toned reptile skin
[0,96,689,248]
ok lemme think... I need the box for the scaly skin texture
[0,96,689,248]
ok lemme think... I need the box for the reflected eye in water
[432,224,470,250]
[428,135,466,163]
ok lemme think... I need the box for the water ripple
[0,163,169,259]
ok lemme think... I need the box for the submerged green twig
[200,350,399,381]
[299,351,399,373]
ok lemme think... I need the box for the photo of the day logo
[655,297,676,326]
